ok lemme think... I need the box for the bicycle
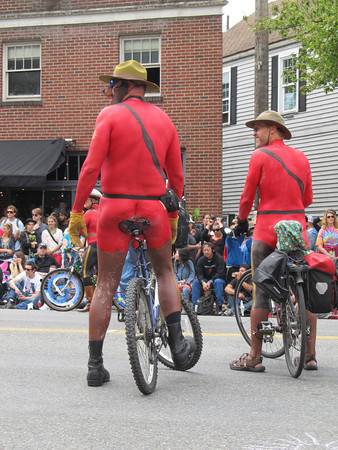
[120,218,203,395]
[41,249,126,319]
[234,255,308,378]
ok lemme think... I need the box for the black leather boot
[166,322,195,371]
[87,341,110,387]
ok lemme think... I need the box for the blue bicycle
[120,218,203,395]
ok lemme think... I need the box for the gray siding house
[222,16,338,218]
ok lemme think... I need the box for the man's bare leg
[148,241,194,369]
[87,249,127,386]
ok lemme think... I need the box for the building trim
[0,5,223,29]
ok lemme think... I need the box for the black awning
[0,139,66,188]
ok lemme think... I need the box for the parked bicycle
[120,218,203,395]
[41,249,126,319]
[234,254,308,378]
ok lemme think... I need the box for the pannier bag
[252,251,289,302]
[304,252,336,313]
[305,269,335,314]
[196,293,214,315]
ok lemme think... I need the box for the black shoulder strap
[121,103,166,182]
[259,148,304,194]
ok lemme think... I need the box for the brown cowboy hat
[99,60,159,93]
[245,110,292,140]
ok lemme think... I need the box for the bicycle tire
[41,269,84,311]
[158,297,203,371]
[234,269,284,359]
[283,280,307,378]
[125,277,158,395]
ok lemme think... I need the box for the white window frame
[278,50,299,114]
[120,36,161,96]
[2,42,41,102]
[222,69,231,124]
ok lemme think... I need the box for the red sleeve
[72,108,111,212]
[238,153,262,220]
[303,159,313,208]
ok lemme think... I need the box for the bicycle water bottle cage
[119,218,150,236]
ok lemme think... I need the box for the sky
[222,0,275,30]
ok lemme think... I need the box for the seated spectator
[306,215,318,251]
[192,242,226,315]
[41,215,63,266]
[185,224,201,261]
[19,218,40,258]
[0,205,24,241]
[316,209,338,262]
[57,211,69,232]
[0,223,16,262]
[224,264,252,316]
[34,243,58,273]
[209,223,225,257]
[32,208,48,241]
[173,248,196,302]
[9,251,26,279]
[6,261,42,309]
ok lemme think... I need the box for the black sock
[165,311,181,325]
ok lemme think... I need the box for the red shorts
[253,213,308,248]
[97,197,171,253]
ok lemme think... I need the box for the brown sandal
[304,354,318,371]
[230,353,265,372]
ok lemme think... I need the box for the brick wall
[0,13,222,216]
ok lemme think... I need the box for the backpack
[196,293,214,315]
[175,207,189,249]
[252,250,289,302]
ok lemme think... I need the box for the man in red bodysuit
[78,189,102,313]
[69,60,194,386]
[229,110,318,372]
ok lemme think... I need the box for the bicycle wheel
[158,297,203,371]
[125,278,158,395]
[41,269,84,311]
[282,278,307,378]
[234,270,284,359]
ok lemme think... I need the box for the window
[280,55,298,113]
[121,37,160,92]
[222,70,230,124]
[3,43,41,101]
[47,153,86,181]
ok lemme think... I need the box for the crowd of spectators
[173,210,338,317]
[0,203,71,310]
[1,201,337,316]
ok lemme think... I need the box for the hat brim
[99,74,160,93]
[245,119,292,140]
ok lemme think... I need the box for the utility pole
[254,0,269,116]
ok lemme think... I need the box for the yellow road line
[0,327,338,340]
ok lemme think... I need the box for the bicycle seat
[119,218,150,236]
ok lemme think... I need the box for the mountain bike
[234,256,308,378]
[120,218,203,395]
[41,249,126,319]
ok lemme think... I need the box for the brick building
[0,0,224,219]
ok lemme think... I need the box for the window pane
[133,52,141,62]
[32,45,40,58]
[142,40,150,51]
[222,72,229,84]
[124,52,132,60]
[133,40,141,52]
[124,40,132,52]
[222,99,229,114]
[283,86,296,111]
[151,39,159,51]
[32,57,40,69]
[141,52,150,64]
[16,59,23,70]
[8,59,15,70]
[151,51,159,63]
[147,67,160,87]
[24,46,32,57]
[24,58,32,69]
[68,155,79,180]
[8,71,40,96]
[16,46,24,58]
[223,112,229,123]
[8,47,15,59]
[79,155,86,170]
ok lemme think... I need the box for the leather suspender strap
[102,193,161,200]
[121,103,166,182]
[257,209,305,215]
[259,148,304,194]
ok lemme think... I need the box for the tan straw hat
[99,60,159,93]
[245,110,292,140]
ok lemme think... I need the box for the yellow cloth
[69,211,87,247]
[169,217,178,244]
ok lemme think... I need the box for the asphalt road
[0,311,337,450]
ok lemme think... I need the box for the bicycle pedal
[258,321,275,335]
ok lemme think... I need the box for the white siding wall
[222,42,338,217]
